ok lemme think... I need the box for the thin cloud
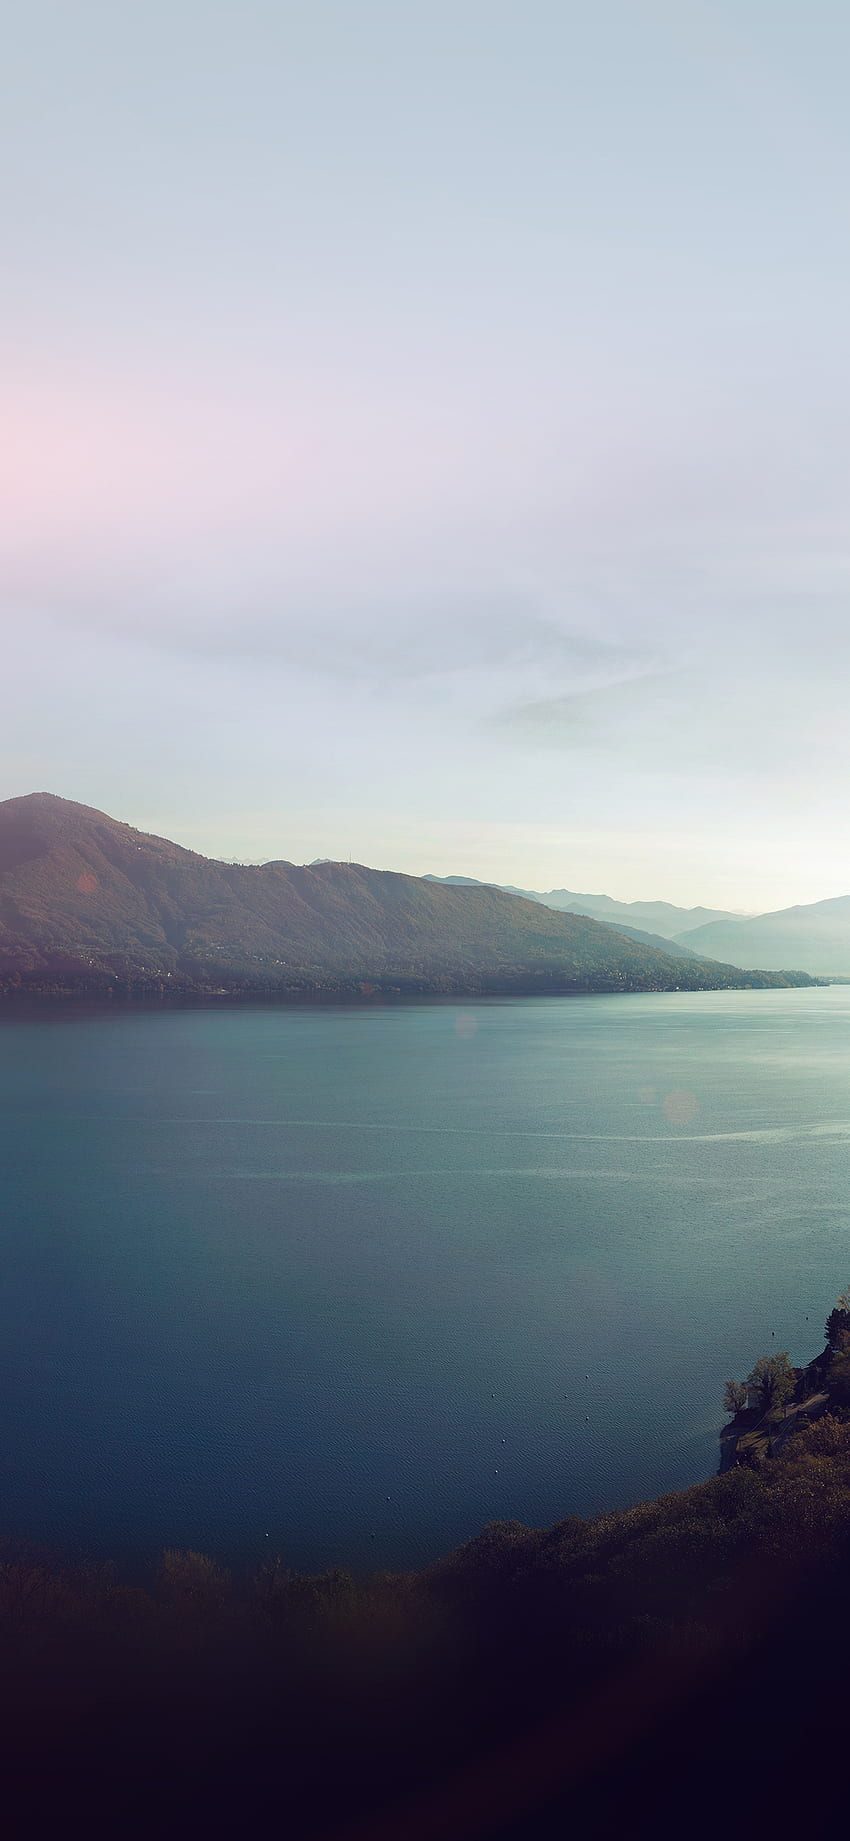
[497,657,850,783]
[2,557,653,702]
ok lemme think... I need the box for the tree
[825,1288,850,1351]
[723,1380,748,1418]
[746,1352,796,1414]
[160,1549,230,1609]
[826,1350,850,1410]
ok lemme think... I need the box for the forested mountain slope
[0,795,815,996]
[424,873,738,935]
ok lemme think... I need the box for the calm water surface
[2,987,849,1572]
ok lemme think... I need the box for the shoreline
[0,977,828,1014]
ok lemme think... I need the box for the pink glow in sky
[4,1,850,908]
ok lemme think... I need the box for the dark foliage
[825,1306,850,1351]
[4,1406,850,1839]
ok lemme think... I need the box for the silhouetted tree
[825,1289,850,1351]
[827,1351,850,1409]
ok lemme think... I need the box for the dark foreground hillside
[6,1348,850,1840]
[0,794,816,997]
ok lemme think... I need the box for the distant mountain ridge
[677,896,850,977]
[425,871,850,978]
[567,920,706,962]
[0,795,815,998]
[423,875,741,937]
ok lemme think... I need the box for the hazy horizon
[4,3,850,908]
[7,786,842,919]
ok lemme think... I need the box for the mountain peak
[0,793,813,996]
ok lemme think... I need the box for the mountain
[428,888,710,961]
[423,875,740,936]
[0,795,815,998]
[584,920,707,961]
[678,895,850,977]
[552,892,743,934]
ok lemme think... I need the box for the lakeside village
[720,1285,850,1472]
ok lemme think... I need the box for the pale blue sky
[3,1,850,906]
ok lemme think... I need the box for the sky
[3,0,850,910]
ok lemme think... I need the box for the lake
[1,986,849,1574]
